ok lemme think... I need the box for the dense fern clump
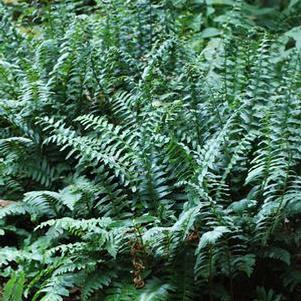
[1,0,301,300]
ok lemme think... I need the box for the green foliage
[2,271,25,301]
[1,0,301,301]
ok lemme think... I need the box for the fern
[1,1,301,300]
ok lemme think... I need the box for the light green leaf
[289,0,300,8]
[188,14,202,31]
[197,226,230,250]
[3,271,25,301]
[206,0,234,4]
[60,186,82,211]
[200,27,221,38]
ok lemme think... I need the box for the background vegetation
[0,0,301,300]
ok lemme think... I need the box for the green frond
[1,1,301,300]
